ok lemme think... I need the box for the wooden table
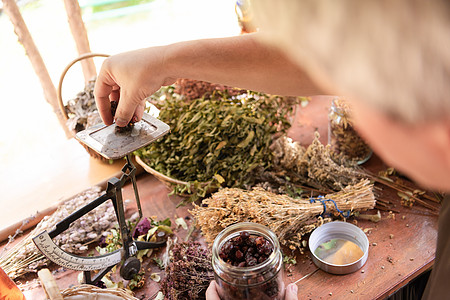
[8,98,439,299]
[14,167,438,300]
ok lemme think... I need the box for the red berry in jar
[218,231,273,267]
[212,223,285,300]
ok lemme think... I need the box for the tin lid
[309,221,369,274]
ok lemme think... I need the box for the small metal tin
[309,221,369,274]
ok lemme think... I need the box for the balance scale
[33,113,170,284]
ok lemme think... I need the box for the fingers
[109,87,120,103]
[285,283,298,300]
[94,50,163,127]
[94,60,144,127]
[94,74,115,126]
[114,89,141,127]
[134,102,145,122]
[205,281,221,300]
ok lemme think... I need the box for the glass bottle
[212,222,285,300]
[328,98,372,164]
[235,0,257,34]
[0,267,26,300]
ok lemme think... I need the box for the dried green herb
[136,89,296,204]
[174,78,246,100]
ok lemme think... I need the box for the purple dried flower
[133,217,152,238]
[94,280,106,289]
[98,235,107,248]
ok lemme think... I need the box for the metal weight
[120,257,142,280]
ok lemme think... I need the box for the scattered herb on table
[128,271,145,290]
[95,216,173,291]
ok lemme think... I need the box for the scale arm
[33,230,123,271]
[135,240,166,250]
[49,192,111,239]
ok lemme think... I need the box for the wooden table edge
[375,256,434,299]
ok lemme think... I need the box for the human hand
[94,47,177,126]
[205,281,299,300]
[285,283,299,300]
[205,281,221,300]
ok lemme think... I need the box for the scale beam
[32,113,170,284]
[33,231,123,271]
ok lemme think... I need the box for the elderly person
[94,1,450,299]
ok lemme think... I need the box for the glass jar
[328,98,372,164]
[212,222,285,300]
[0,267,26,300]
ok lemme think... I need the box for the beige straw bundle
[191,179,375,250]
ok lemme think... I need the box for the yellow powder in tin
[314,238,364,265]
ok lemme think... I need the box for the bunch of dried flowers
[173,79,246,101]
[65,79,102,133]
[265,134,440,214]
[328,98,372,163]
[191,180,375,251]
[268,133,366,192]
[160,241,214,300]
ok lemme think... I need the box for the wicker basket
[135,155,189,189]
[135,155,214,196]
[38,268,140,300]
[57,53,111,162]
[60,285,139,300]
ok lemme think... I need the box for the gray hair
[252,0,450,123]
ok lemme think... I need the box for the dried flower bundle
[65,79,102,133]
[0,187,121,279]
[60,285,138,300]
[328,98,372,163]
[191,180,375,250]
[269,134,366,192]
[265,135,440,214]
[160,241,214,300]
[174,79,246,101]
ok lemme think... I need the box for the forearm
[163,33,323,96]
[94,33,324,126]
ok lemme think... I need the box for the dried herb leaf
[136,89,297,203]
